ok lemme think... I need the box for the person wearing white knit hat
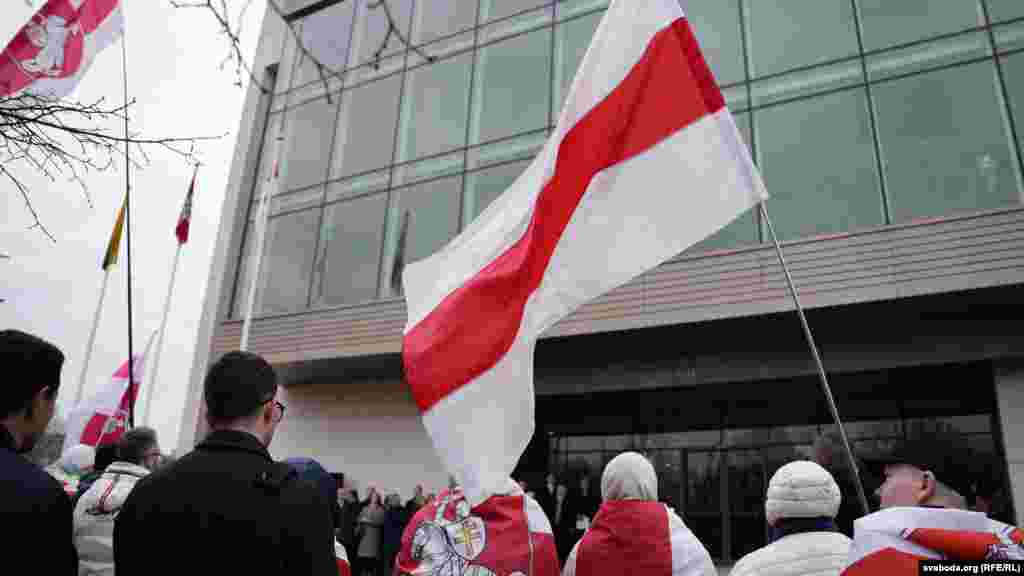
[729,460,852,576]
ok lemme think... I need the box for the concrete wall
[271,378,449,500]
[995,358,1024,526]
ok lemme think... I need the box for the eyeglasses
[272,400,286,423]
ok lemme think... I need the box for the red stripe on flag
[841,547,927,575]
[402,18,723,411]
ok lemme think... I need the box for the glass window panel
[464,159,531,226]
[856,0,984,52]
[381,175,463,296]
[271,185,322,215]
[295,0,355,85]
[479,6,554,44]
[680,0,745,86]
[332,73,403,179]
[686,450,722,559]
[1001,53,1024,161]
[326,169,390,203]
[471,27,553,146]
[553,11,602,121]
[648,450,684,512]
[392,151,465,187]
[750,59,863,107]
[348,0,414,68]
[988,0,1024,23]
[411,0,477,46]
[397,52,473,162]
[995,19,1024,51]
[232,220,257,318]
[744,0,859,78]
[755,89,884,240]
[866,31,992,82]
[311,193,387,307]
[258,208,320,314]
[565,436,604,451]
[467,129,547,170]
[281,96,339,192]
[250,114,282,208]
[873,61,1023,222]
[557,0,608,21]
[728,450,767,560]
[479,0,549,24]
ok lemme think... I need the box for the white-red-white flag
[401,0,767,505]
[176,166,198,244]
[0,0,124,98]
[61,331,155,456]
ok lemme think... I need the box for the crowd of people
[3,327,1024,576]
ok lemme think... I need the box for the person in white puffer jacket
[74,427,160,576]
[729,460,852,576]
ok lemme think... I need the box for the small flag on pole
[0,0,125,98]
[400,0,767,506]
[175,166,198,244]
[101,194,126,270]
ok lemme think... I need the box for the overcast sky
[1,1,264,451]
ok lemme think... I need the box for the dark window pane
[986,0,1024,23]
[553,11,603,120]
[282,97,339,192]
[754,89,884,240]
[728,450,767,560]
[397,53,473,162]
[680,0,745,85]
[349,0,413,67]
[995,19,1024,51]
[873,61,1023,222]
[686,451,722,560]
[648,449,684,513]
[744,0,859,78]
[296,0,355,85]
[382,175,463,296]
[332,73,402,179]
[411,0,478,45]
[856,0,984,52]
[258,208,320,314]
[464,159,531,226]
[471,27,553,145]
[311,192,387,307]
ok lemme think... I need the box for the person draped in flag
[562,452,715,576]
[729,461,852,576]
[395,477,559,576]
[842,437,1024,574]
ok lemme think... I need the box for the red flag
[175,167,197,244]
[0,0,124,98]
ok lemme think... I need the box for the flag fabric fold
[0,0,124,98]
[101,194,126,270]
[175,167,197,244]
[61,330,155,456]
[400,0,767,506]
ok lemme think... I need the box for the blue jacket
[0,425,78,574]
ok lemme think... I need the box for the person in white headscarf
[563,452,716,576]
[46,443,95,497]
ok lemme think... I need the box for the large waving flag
[0,0,125,98]
[62,331,155,456]
[101,193,126,270]
[401,0,767,505]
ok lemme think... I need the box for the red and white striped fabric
[562,501,715,576]
[334,539,351,576]
[401,0,767,507]
[842,507,1024,574]
[1,0,124,98]
[395,482,559,576]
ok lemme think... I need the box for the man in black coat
[0,330,77,574]
[113,351,336,574]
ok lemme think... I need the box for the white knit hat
[764,460,841,524]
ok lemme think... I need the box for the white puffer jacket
[73,462,150,576]
[729,461,852,576]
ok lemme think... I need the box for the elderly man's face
[876,464,931,508]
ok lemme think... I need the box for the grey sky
[1,1,264,451]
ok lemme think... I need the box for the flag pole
[758,200,871,516]
[142,242,182,425]
[75,269,111,405]
[121,32,135,428]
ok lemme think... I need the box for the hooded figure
[284,458,351,576]
[729,460,852,576]
[563,452,716,576]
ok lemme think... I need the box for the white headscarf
[57,443,95,475]
[601,452,658,502]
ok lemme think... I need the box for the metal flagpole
[758,200,872,517]
[75,270,111,405]
[121,31,135,428]
[142,243,182,425]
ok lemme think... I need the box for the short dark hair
[0,330,64,419]
[203,351,277,422]
[94,442,119,471]
[118,427,158,465]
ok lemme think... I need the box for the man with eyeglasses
[113,351,337,575]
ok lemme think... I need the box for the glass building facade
[229,0,1024,319]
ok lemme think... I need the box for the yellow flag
[102,195,127,270]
